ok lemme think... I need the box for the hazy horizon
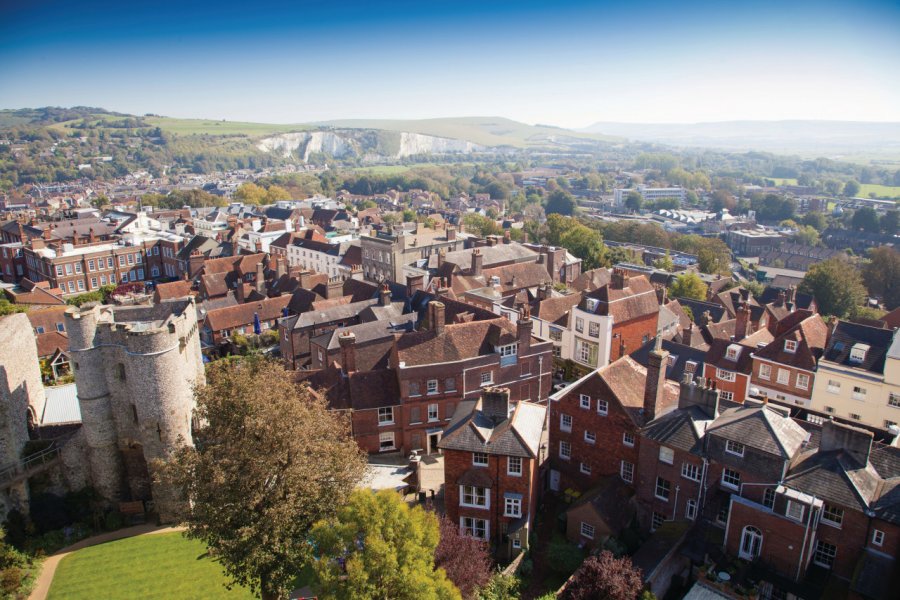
[2,0,899,128]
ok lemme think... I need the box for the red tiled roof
[35,331,68,358]
[395,318,518,366]
[154,280,193,301]
[753,314,828,371]
[204,295,291,332]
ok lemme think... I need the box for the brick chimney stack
[682,323,694,346]
[326,277,343,300]
[735,303,750,341]
[481,386,511,423]
[406,274,424,296]
[471,248,483,276]
[379,282,391,307]
[611,268,626,290]
[338,331,357,374]
[428,300,445,335]
[276,257,286,279]
[655,285,667,306]
[643,336,669,422]
[517,305,533,354]
[255,261,265,294]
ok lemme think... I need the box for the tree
[801,211,828,232]
[843,180,861,197]
[310,489,461,600]
[669,273,707,301]
[561,551,643,600]
[624,191,643,213]
[463,213,503,238]
[478,574,520,600]
[435,516,492,599]
[163,356,367,600]
[696,239,731,275]
[233,182,268,205]
[882,210,899,235]
[560,224,607,270]
[0,299,27,316]
[792,225,820,247]
[652,251,674,271]
[852,207,880,233]
[799,258,867,318]
[863,246,900,309]
[545,190,577,216]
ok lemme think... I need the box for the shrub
[103,511,125,531]
[1,566,24,595]
[546,536,585,575]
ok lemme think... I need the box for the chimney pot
[429,300,446,335]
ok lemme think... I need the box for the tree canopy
[545,189,577,216]
[561,551,644,600]
[163,356,367,600]
[669,272,707,301]
[434,516,492,599]
[309,489,461,600]
[799,257,867,318]
[863,246,900,310]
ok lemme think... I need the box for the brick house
[548,347,679,494]
[703,316,774,404]
[201,294,292,345]
[439,387,548,558]
[750,312,828,410]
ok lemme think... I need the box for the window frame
[507,456,522,477]
[872,529,885,547]
[655,477,672,501]
[681,462,701,482]
[473,452,489,467]
[584,430,596,445]
[659,446,674,465]
[377,406,394,425]
[813,540,837,569]
[725,440,745,457]
[504,496,522,518]
[596,398,609,416]
[623,431,635,447]
[722,468,741,490]
[559,440,572,460]
[560,413,573,432]
[821,504,843,528]
[460,485,489,509]
[580,462,592,475]
[620,460,634,483]
[759,363,772,380]
[579,394,591,410]
[580,522,595,540]
[785,500,805,522]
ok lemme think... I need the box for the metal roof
[42,383,82,425]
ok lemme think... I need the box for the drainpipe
[795,494,819,581]
[672,485,680,520]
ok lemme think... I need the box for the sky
[1,0,899,128]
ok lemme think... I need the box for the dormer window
[685,360,697,374]
[726,344,742,361]
[850,343,869,364]
[667,354,678,367]
[784,340,798,354]
[498,344,518,366]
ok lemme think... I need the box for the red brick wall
[611,312,659,361]
[750,358,814,401]
[635,438,703,529]
[703,363,750,403]
[352,407,403,454]
[725,499,811,581]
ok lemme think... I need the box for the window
[580,522,595,540]
[777,369,790,385]
[90,277,98,289]
[135,253,142,264]
[520,360,531,376]
[659,446,674,465]
[825,406,835,414]
[889,394,900,408]
[426,379,438,394]
[740,526,763,560]
[584,430,596,444]
[759,363,771,380]
[725,440,745,457]
[686,499,698,520]
[120,273,128,283]
[427,404,439,422]
[74,262,82,274]
[822,504,843,528]
[444,377,456,392]
[681,462,701,481]
[651,512,665,532]
[720,391,734,401]
[504,496,522,518]
[473,452,488,467]
[596,399,608,416]
[480,371,493,386]
[498,344,517,357]
[107,257,114,269]
[560,414,572,432]
[579,394,591,409]
[786,500,804,521]
[118,255,126,267]
[127,254,134,265]
[886,420,897,429]
[588,321,600,337]
[65,263,73,275]
[813,540,837,569]
[35,326,45,334]
[461,486,488,508]
[576,339,599,366]
[559,441,572,460]
[717,369,736,382]
[796,373,810,390]
[620,461,634,483]
[580,462,592,475]
[549,327,562,342]
[872,529,885,547]
[55,265,64,277]
[512,538,521,549]
[116,363,126,381]
[850,344,869,363]
[623,432,635,447]
[827,379,841,394]
[850,413,862,421]
[763,488,776,509]
[717,504,729,525]
[722,468,741,490]
[575,317,584,333]
[726,344,742,361]
[460,517,488,540]
[784,340,798,353]
[655,477,671,501]
[853,386,867,401]
[379,432,395,451]
[88,259,95,271]
[409,381,421,396]
[685,360,698,374]
[378,407,394,425]
[508,456,522,476]
[56,323,65,333]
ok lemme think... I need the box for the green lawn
[47,532,253,600]
[855,183,900,199]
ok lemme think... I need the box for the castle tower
[66,298,205,522]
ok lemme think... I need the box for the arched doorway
[739,526,763,560]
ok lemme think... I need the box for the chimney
[786,286,796,304]
[326,277,343,300]
[677,373,720,418]
[537,283,551,301]
[236,282,246,303]
[471,248,483,276]
[338,331,357,374]
[776,290,786,307]
[42,226,51,241]
[428,300,445,335]
[517,306,533,354]
[643,337,669,422]
[821,420,873,466]
[536,252,546,266]
[481,386,510,423]
[447,226,457,241]
[655,285,667,306]
[700,310,711,327]
[406,274,424,296]
[503,230,511,244]
[735,303,750,341]
[255,239,263,253]
[379,282,391,307]
[276,257,286,279]
[682,323,694,346]
[487,236,498,247]
[437,248,445,268]
[740,288,750,303]
[16,221,25,241]
[611,268,626,290]
[256,260,265,294]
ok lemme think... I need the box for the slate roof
[707,404,810,459]
[784,449,884,513]
[292,298,397,329]
[714,288,760,317]
[395,318,517,366]
[753,313,828,371]
[821,320,894,374]
[631,338,707,383]
[642,406,710,454]
[675,297,728,325]
[439,398,547,458]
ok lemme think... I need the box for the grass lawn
[766,177,798,186]
[855,183,900,199]
[47,532,253,600]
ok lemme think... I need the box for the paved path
[29,523,186,600]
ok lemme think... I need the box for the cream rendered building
[809,321,899,432]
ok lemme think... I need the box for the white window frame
[620,460,634,483]
[480,371,493,386]
[378,432,395,452]
[686,499,697,520]
[759,363,771,380]
[377,407,394,425]
[681,462,701,482]
[717,368,736,382]
[460,516,488,541]
[796,373,810,390]
[872,529,885,547]
[623,431,635,447]
[580,462,592,475]
[579,394,591,409]
[821,504,843,528]
[580,522,595,540]
[786,500,805,522]
[722,468,741,490]
[504,496,522,518]
[473,452,489,467]
[426,379,438,394]
[507,456,522,476]
[853,386,867,401]
[559,440,571,460]
[655,477,671,501]
[659,446,674,465]
[777,368,790,385]
[584,430,596,444]
[560,413,573,432]
[784,340,798,353]
[427,403,439,422]
[813,540,836,569]
[596,399,608,416]
[461,485,489,509]
[725,440,745,457]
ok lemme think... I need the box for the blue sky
[1,0,899,127]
